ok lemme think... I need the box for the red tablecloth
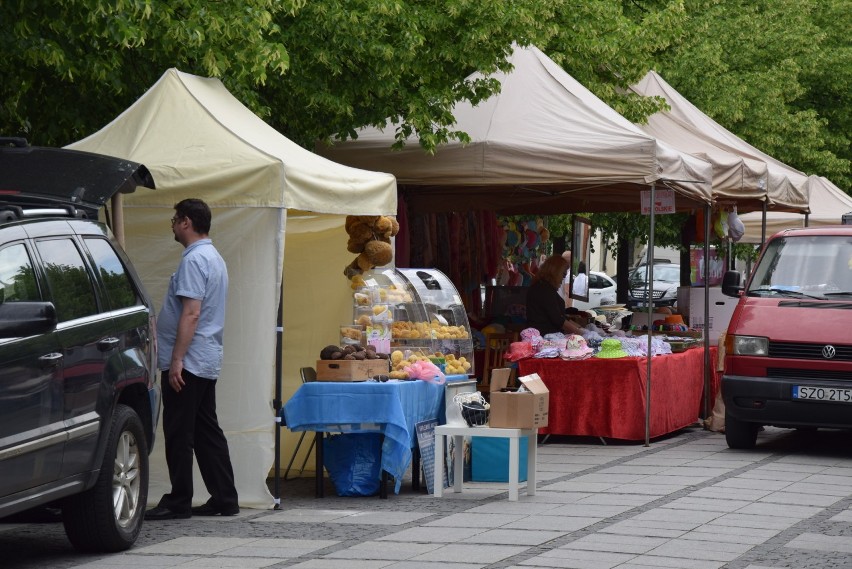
[518,347,717,441]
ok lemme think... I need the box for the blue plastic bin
[471,436,528,482]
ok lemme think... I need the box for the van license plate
[793,386,852,402]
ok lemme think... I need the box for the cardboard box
[488,370,549,429]
[471,436,528,482]
[315,359,389,381]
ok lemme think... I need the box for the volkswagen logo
[822,345,837,359]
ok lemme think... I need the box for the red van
[721,226,852,449]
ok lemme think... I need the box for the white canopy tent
[631,71,809,214]
[628,78,769,212]
[68,68,396,508]
[319,45,713,214]
[320,44,714,443]
[740,176,852,243]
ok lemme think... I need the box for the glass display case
[355,267,474,376]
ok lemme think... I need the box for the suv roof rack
[0,202,87,223]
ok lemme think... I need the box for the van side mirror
[721,271,743,298]
[0,301,58,338]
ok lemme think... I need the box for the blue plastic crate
[471,436,528,482]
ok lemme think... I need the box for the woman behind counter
[526,255,585,335]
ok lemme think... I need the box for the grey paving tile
[756,462,830,474]
[72,556,202,568]
[423,512,524,528]
[661,496,751,513]
[522,491,592,503]
[597,465,667,476]
[624,457,693,467]
[735,502,822,519]
[709,513,799,530]
[606,483,689,495]
[252,508,360,523]
[757,490,843,507]
[786,532,852,553]
[521,548,634,568]
[331,511,434,525]
[828,508,852,522]
[599,520,686,539]
[215,538,342,558]
[130,537,266,555]
[501,516,602,532]
[542,503,633,518]
[178,558,281,568]
[324,541,442,560]
[383,562,484,569]
[570,473,646,484]
[783,481,852,497]
[632,509,722,524]
[544,481,619,492]
[377,527,485,543]
[635,475,714,486]
[410,543,527,563]
[713,477,791,491]
[558,532,667,554]
[615,556,726,569]
[657,467,732,478]
[799,473,852,487]
[466,501,563,515]
[688,486,772,501]
[287,560,395,569]
[737,469,812,482]
[460,528,566,545]
[576,493,660,507]
[646,538,750,561]
[679,528,771,546]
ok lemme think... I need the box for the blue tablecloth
[282,380,445,493]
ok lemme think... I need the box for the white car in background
[572,271,617,311]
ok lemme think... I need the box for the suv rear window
[36,238,98,321]
[85,237,140,310]
[0,243,40,302]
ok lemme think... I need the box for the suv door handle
[97,337,120,352]
[39,352,63,367]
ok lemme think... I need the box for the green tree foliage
[0,0,302,145]
[266,0,562,149]
[651,0,850,189]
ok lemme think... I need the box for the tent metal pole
[272,283,285,509]
[761,201,767,247]
[703,203,712,420]
[645,184,656,446]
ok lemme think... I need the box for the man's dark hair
[174,198,211,234]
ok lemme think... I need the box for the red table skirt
[518,347,718,441]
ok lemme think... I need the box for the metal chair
[284,367,317,480]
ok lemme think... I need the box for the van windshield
[748,235,852,299]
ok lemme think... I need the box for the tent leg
[273,283,285,508]
[645,184,656,447]
[703,203,712,421]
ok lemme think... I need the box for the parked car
[0,138,159,552]
[573,271,617,311]
[721,226,852,449]
[626,262,681,309]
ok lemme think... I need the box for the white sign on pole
[641,189,676,215]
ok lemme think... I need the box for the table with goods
[283,266,477,497]
[509,308,715,441]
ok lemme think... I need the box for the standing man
[145,199,239,520]
[559,250,573,308]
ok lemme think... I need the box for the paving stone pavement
[3,425,852,569]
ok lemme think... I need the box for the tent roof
[740,176,852,243]
[629,80,768,213]
[318,45,712,214]
[632,71,809,213]
[67,69,396,215]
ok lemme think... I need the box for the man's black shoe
[144,505,191,520]
[191,501,240,516]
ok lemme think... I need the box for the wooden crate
[315,359,390,381]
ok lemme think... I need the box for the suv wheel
[725,411,760,450]
[62,405,149,552]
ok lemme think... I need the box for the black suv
[0,139,159,552]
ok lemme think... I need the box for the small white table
[433,425,538,501]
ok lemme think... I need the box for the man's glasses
[171,216,182,225]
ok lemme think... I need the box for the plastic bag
[727,207,745,242]
[322,433,383,496]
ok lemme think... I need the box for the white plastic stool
[434,425,537,501]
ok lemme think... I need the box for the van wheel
[725,412,759,449]
[62,405,149,552]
